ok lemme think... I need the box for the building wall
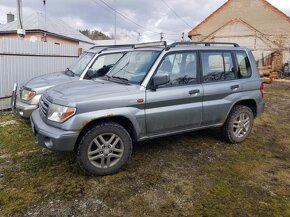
[189,0,290,67]
[200,19,290,68]
[189,0,290,39]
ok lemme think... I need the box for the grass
[0,83,289,217]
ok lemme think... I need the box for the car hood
[23,71,79,93]
[44,79,135,106]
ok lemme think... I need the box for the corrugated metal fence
[0,38,79,109]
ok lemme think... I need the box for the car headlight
[47,103,76,123]
[21,89,36,101]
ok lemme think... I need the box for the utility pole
[160,32,164,41]
[16,0,25,38]
[114,0,117,45]
[114,10,116,45]
[43,0,47,42]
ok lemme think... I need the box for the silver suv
[12,45,133,118]
[31,41,265,176]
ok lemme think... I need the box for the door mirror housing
[151,73,170,89]
[86,68,95,79]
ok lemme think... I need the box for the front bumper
[15,99,38,118]
[31,110,79,152]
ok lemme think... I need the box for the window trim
[147,50,200,89]
[200,50,238,84]
[234,51,252,79]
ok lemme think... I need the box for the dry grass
[0,83,289,217]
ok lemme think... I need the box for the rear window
[236,51,252,78]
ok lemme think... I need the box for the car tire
[222,105,254,144]
[76,122,132,176]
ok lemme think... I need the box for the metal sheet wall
[0,38,79,56]
[0,38,79,100]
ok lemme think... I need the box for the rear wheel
[222,105,254,143]
[76,122,132,176]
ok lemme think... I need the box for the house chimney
[7,13,15,23]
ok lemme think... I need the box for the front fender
[61,106,145,139]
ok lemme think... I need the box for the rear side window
[236,51,252,78]
[201,52,236,83]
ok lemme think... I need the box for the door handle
[230,85,239,90]
[189,89,200,95]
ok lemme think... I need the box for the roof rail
[89,44,134,54]
[89,44,134,50]
[168,42,240,49]
[134,41,167,49]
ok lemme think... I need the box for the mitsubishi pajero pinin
[31,42,265,175]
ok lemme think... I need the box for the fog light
[19,111,24,116]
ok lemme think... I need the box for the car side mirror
[152,73,170,89]
[87,68,95,79]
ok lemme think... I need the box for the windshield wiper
[112,76,130,85]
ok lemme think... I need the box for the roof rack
[168,42,240,48]
[134,41,167,49]
[88,44,134,54]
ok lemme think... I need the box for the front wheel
[222,105,254,143]
[76,122,132,176]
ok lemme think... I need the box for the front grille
[39,96,50,117]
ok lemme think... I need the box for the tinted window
[201,52,236,82]
[236,51,252,78]
[155,52,197,87]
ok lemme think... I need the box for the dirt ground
[0,83,289,217]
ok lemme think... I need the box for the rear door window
[201,51,236,82]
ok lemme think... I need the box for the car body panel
[145,84,203,135]
[23,71,78,92]
[31,110,78,151]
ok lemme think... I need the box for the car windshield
[107,50,160,84]
[69,52,95,76]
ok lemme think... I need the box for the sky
[0,0,290,42]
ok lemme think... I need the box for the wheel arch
[225,99,258,124]
[74,116,138,152]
